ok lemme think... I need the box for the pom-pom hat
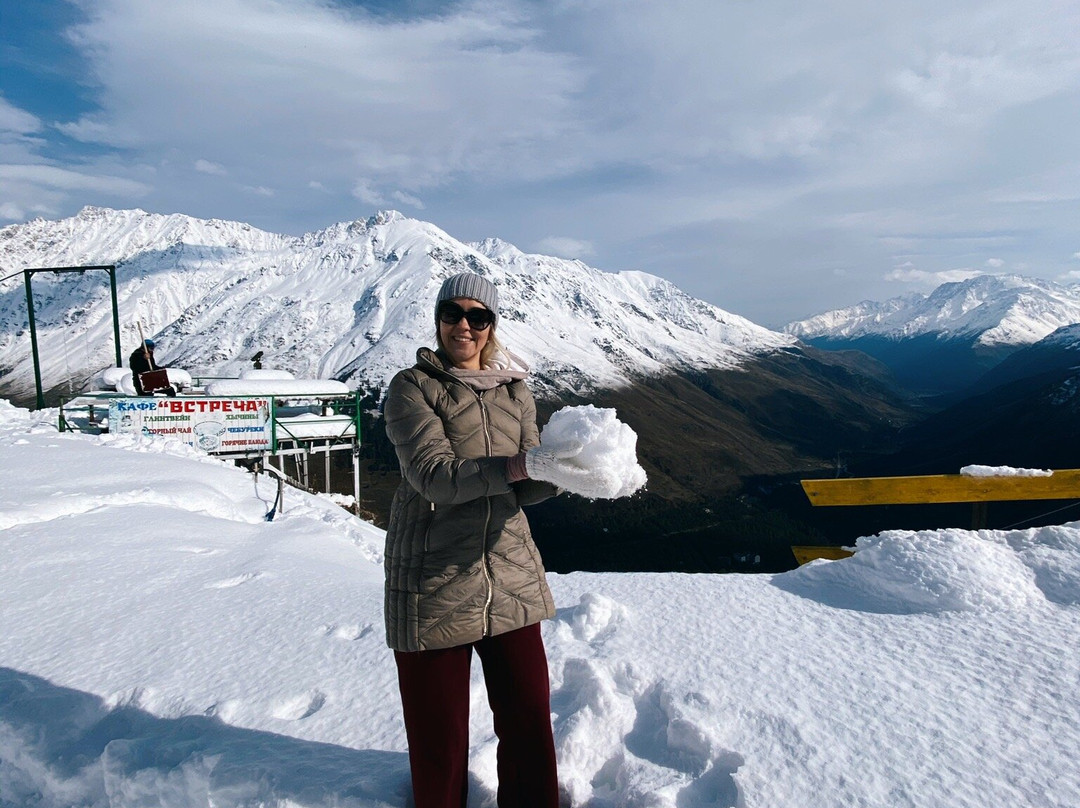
[435,273,498,326]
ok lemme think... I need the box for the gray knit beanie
[435,273,499,325]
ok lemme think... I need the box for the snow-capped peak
[785,274,1080,348]
[0,207,794,402]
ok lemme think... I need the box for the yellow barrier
[801,469,1080,507]
[791,546,855,565]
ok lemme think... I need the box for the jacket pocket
[423,501,435,552]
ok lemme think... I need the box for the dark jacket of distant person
[128,342,160,395]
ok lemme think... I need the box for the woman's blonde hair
[435,325,503,368]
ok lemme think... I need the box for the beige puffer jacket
[383,347,558,652]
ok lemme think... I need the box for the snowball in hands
[526,405,647,499]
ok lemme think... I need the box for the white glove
[526,441,620,498]
[525,441,582,485]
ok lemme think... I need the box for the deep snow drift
[1,398,1078,807]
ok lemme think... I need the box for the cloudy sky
[4,0,1080,326]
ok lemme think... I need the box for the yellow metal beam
[801,469,1080,506]
[791,546,855,565]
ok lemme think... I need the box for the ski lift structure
[22,265,123,409]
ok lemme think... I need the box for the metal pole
[352,391,362,514]
[108,266,122,367]
[24,270,45,409]
[352,444,361,515]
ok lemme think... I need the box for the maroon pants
[394,622,559,808]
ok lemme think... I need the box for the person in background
[382,272,583,808]
[128,339,174,395]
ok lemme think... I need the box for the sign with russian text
[109,397,273,452]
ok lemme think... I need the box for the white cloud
[884,266,985,287]
[0,202,26,220]
[533,236,595,259]
[60,0,584,192]
[0,163,149,195]
[351,180,385,207]
[194,159,226,176]
[0,162,147,226]
[4,0,1080,324]
[46,0,1080,215]
[54,115,140,147]
[985,258,1005,268]
[391,190,424,210]
[351,180,422,210]
[0,97,41,134]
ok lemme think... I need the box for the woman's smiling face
[438,297,491,369]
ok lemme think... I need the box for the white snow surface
[960,464,1054,477]
[785,274,1080,347]
[537,405,648,500]
[94,366,192,393]
[0,207,793,403]
[2,397,1079,807]
[203,379,351,397]
[275,414,357,440]
[238,368,296,380]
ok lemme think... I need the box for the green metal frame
[24,265,122,409]
[269,391,362,451]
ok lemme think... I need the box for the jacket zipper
[477,390,495,637]
[425,357,498,637]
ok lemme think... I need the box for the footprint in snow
[625,681,713,775]
[552,662,744,807]
[559,592,628,644]
[337,623,374,641]
[272,690,326,721]
[173,546,222,556]
[205,571,262,589]
[204,699,241,722]
[676,752,745,808]
[318,622,374,641]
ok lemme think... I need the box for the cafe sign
[109,397,273,452]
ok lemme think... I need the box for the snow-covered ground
[1,398,1078,808]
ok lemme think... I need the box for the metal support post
[24,270,44,409]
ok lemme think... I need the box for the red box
[139,369,171,393]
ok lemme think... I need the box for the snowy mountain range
[784,274,1080,348]
[7,207,1080,565]
[963,322,1080,397]
[783,274,1080,395]
[0,206,792,404]
[0,206,926,566]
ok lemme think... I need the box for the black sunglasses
[438,301,495,330]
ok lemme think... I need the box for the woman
[382,272,561,808]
